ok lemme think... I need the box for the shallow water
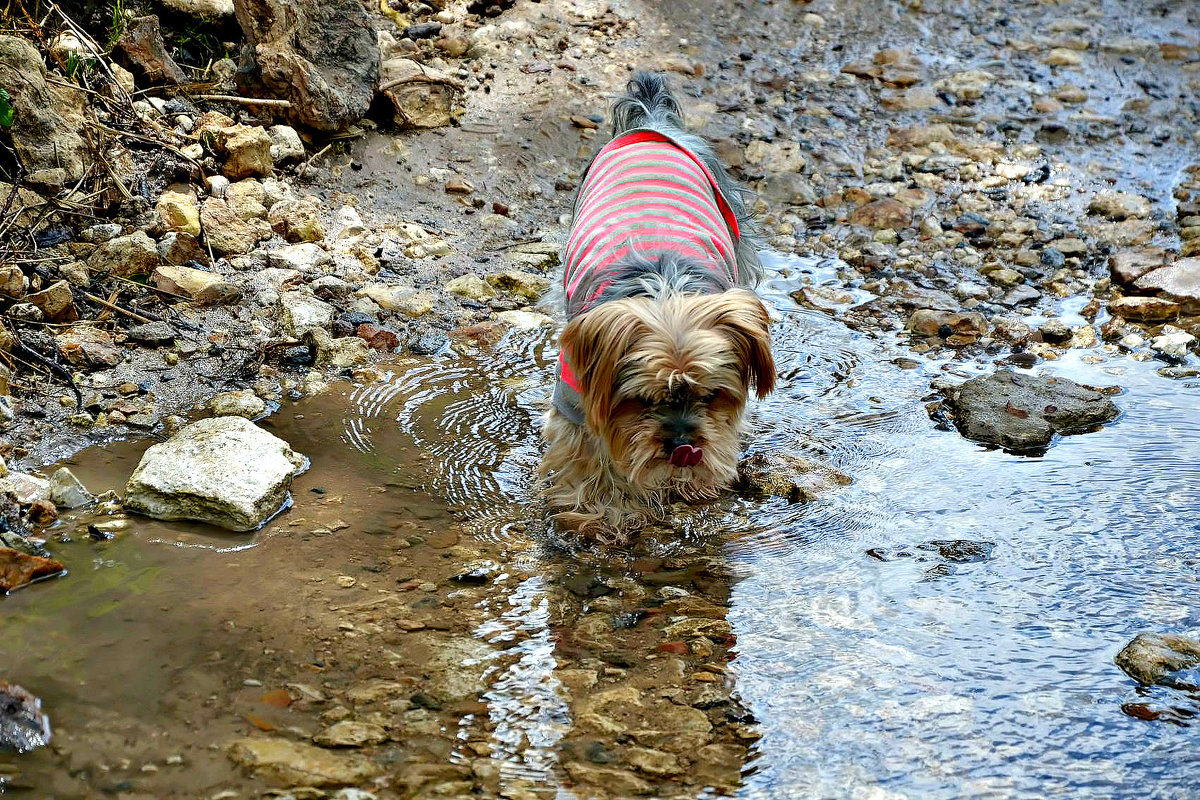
[3,254,1199,797]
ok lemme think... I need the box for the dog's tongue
[670,444,703,468]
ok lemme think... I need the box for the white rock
[1150,326,1196,360]
[124,417,306,532]
[279,292,334,337]
[268,243,332,272]
[336,206,367,240]
[49,467,94,508]
[161,0,234,15]
[495,310,554,329]
[211,390,267,419]
[0,472,50,505]
[268,124,304,163]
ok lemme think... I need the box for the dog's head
[560,289,775,494]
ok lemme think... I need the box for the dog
[540,71,776,538]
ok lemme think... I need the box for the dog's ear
[560,299,649,430]
[701,289,776,399]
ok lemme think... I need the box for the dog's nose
[665,436,692,453]
[661,415,696,455]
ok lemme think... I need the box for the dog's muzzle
[669,444,704,468]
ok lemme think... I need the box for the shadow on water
[2,253,1199,797]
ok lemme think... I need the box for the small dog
[540,72,776,537]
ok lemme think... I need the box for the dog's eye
[699,390,719,403]
[636,395,655,407]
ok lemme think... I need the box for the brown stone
[0,265,28,298]
[849,198,912,230]
[1108,295,1181,322]
[907,309,988,339]
[151,265,243,305]
[24,280,76,322]
[355,324,400,353]
[113,16,186,85]
[1109,248,1169,285]
[27,499,57,527]
[57,327,122,369]
[0,547,65,591]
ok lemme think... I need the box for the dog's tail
[610,72,684,137]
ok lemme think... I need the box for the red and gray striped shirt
[558,130,742,401]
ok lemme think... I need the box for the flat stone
[564,762,652,796]
[934,370,1119,454]
[57,326,122,369]
[269,243,332,272]
[736,451,852,503]
[313,721,388,747]
[126,321,177,347]
[849,198,912,230]
[0,547,64,592]
[1108,295,1180,322]
[1134,258,1200,313]
[124,416,306,531]
[1115,633,1200,686]
[1088,191,1151,220]
[445,274,496,301]
[152,265,242,305]
[1109,248,1169,284]
[226,737,381,787]
[0,472,50,504]
[906,309,988,339]
[485,271,550,302]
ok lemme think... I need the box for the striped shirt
[556,130,741,415]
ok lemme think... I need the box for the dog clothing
[553,129,743,426]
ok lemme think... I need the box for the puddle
[3,255,1199,797]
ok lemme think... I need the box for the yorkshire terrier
[540,72,776,538]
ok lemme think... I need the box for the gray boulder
[0,36,88,183]
[233,0,378,132]
[933,370,1119,454]
[124,416,306,531]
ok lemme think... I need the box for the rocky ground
[2,0,1200,795]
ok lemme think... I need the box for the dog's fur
[539,72,776,538]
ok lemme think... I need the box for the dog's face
[560,289,775,495]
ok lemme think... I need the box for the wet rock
[1133,258,1200,313]
[226,736,381,786]
[0,36,88,183]
[1109,248,1169,284]
[1000,285,1042,306]
[358,284,434,317]
[7,303,43,323]
[1038,319,1073,345]
[849,198,911,230]
[220,125,274,180]
[279,293,334,336]
[736,451,851,503]
[27,499,57,527]
[211,390,267,418]
[758,172,818,205]
[313,720,388,747]
[57,327,122,369]
[49,467,93,509]
[1149,326,1195,360]
[268,124,304,163]
[933,371,1119,453]
[113,15,186,85]
[379,56,465,129]
[156,184,202,237]
[152,265,243,305]
[126,321,177,347]
[0,681,52,753]
[304,328,370,368]
[0,548,64,592]
[24,280,75,322]
[355,324,400,353]
[269,199,326,243]
[1107,296,1180,323]
[86,232,160,278]
[124,416,307,531]
[624,746,683,777]
[907,309,988,340]
[234,0,379,132]
[445,274,496,301]
[564,762,652,796]
[1088,192,1151,220]
[486,271,550,302]
[1115,633,1200,687]
[495,310,554,330]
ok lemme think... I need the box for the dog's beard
[546,289,775,525]
[600,372,746,500]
